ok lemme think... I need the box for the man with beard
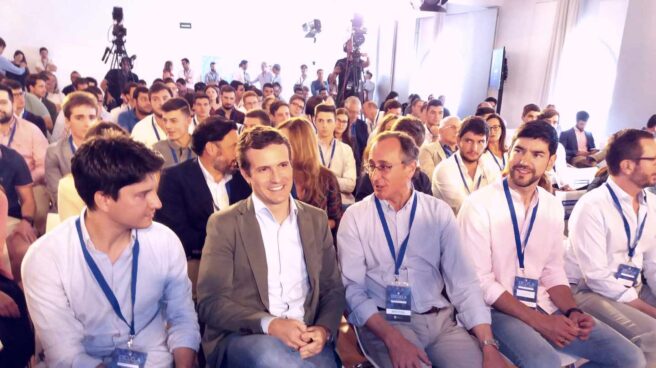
[457,121,644,368]
[565,129,656,365]
[118,86,152,133]
[215,85,245,126]
[155,117,251,299]
[432,117,499,214]
[131,83,172,147]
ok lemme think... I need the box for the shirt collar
[251,192,298,222]
[375,185,416,214]
[198,158,232,185]
[505,180,540,210]
[607,176,647,206]
[78,208,138,252]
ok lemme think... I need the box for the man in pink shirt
[458,121,643,368]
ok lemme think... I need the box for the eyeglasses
[365,161,408,175]
[488,125,501,132]
[635,156,656,163]
[291,102,304,109]
[11,91,24,97]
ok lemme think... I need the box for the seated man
[432,117,500,214]
[338,131,506,368]
[566,129,656,364]
[4,79,47,136]
[156,117,251,298]
[118,85,152,133]
[131,82,172,147]
[418,111,458,179]
[559,111,604,167]
[192,92,211,128]
[243,109,272,130]
[22,136,200,367]
[152,97,197,168]
[197,126,345,368]
[458,121,644,368]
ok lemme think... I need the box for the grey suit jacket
[197,196,345,368]
[45,136,75,210]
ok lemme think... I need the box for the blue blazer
[559,128,596,162]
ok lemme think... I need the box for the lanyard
[489,150,505,170]
[68,135,76,154]
[319,139,336,168]
[76,218,138,339]
[454,154,483,194]
[503,178,539,271]
[192,116,198,127]
[151,116,161,141]
[168,145,192,164]
[606,184,648,260]
[5,120,17,148]
[375,194,418,276]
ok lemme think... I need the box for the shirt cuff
[347,298,380,327]
[484,282,508,307]
[261,316,277,334]
[456,305,492,330]
[617,287,639,303]
[72,353,103,368]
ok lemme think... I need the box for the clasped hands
[268,318,329,359]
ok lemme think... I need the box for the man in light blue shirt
[338,131,506,368]
[22,136,200,367]
[0,38,26,76]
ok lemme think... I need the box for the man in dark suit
[197,126,345,368]
[344,96,368,172]
[215,85,245,125]
[559,110,604,167]
[156,117,251,298]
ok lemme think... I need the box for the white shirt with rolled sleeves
[131,115,166,148]
[337,190,491,329]
[319,139,357,205]
[432,151,500,214]
[21,210,200,368]
[564,178,656,303]
[457,179,569,314]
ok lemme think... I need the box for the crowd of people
[1,35,656,368]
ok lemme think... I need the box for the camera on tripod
[101,7,136,69]
[112,6,127,41]
[350,15,367,51]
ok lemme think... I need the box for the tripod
[337,52,365,106]
[106,39,130,70]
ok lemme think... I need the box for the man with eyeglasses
[289,94,305,118]
[3,79,47,136]
[338,130,507,368]
[565,129,656,365]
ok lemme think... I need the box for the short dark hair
[149,82,173,98]
[191,116,238,156]
[176,78,187,85]
[0,38,6,49]
[370,131,419,163]
[426,99,443,110]
[383,99,402,112]
[86,77,98,87]
[162,77,174,84]
[512,120,558,156]
[123,82,138,96]
[392,117,426,147]
[193,82,206,92]
[26,73,48,89]
[220,85,236,95]
[73,77,88,89]
[606,129,655,176]
[161,97,191,116]
[647,114,656,129]
[459,117,490,140]
[3,79,23,91]
[475,106,496,117]
[289,94,305,106]
[181,58,190,63]
[63,91,99,119]
[270,100,289,115]
[314,103,336,117]
[237,126,292,173]
[522,103,540,118]
[230,80,244,90]
[538,108,559,121]
[484,96,498,104]
[71,136,164,210]
[83,86,103,97]
[132,86,149,100]
[0,83,14,103]
[262,82,274,90]
[193,92,210,104]
[245,109,272,126]
[305,96,323,117]
[85,121,128,139]
[39,47,48,53]
[272,82,281,89]
[239,59,248,67]
[293,85,303,94]
[576,110,590,122]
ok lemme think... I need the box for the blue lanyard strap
[151,117,161,141]
[489,149,505,170]
[68,135,76,154]
[76,218,139,336]
[374,194,418,276]
[503,179,539,270]
[168,144,192,164]
[606,184,648,259]
[319,139,337,168]
[6,120,17,148]
[454,154,483,194]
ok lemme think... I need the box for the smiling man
[197,126,345,368]
[152,97,197,168]
[22,136,200,367]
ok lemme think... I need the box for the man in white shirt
[314,103,356,205]
[22,136,200,367]
[197,126,345,368]
[33,47,57,73]
[179,58,194,84]
[109,82,137,124]
[232,60,249,84]
[271,64,282,86]
[432,117,499,214]
[204,62,220,86]
[297,64,309,88]
[418,100,450,177]
[566,128,656,365]
[131,83,172,147]
[458,121,643,368]
[254,62,273,88]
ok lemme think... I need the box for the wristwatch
[481,339,500,350]
[564,307,584,318]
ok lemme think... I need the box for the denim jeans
[221,334,339,368]
[491,309,645,368]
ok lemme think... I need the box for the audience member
[559,110,603,167]
[216,85,245,125]
[109,82,137,123]
[0,38,26,77]
[244,109,271,129]
[131,82,172,147]
[179,57,194,84]
[230,80,246,110]
[362,100,379,134]
[118,85,151,133]
[254,62,274,88]
[645,114,656,136]
[232,60,249,84]
[162,60,174,79]
[418,115,460,178]
[262,82,275,99]
[61,70,80,95]
[204,85,220,113]
[204,61,220,85]
[475,106,496,120]
[43,71,64,111]
[521,103,541,124]
[382,99,402,116]
[3,79,47,135]
[483,113,508,173]
[536,109,571,189]
[363,70,375,102]
[311,68,329,97]
[270,100,291,127]
[289,94,305,118]
[102,56,138,106]
[192,92,211,128]
[152,97,197,168]
[26,73,57,124]
[242,90,260,112]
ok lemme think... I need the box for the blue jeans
[491,309,645,368]
[222,334,340,368]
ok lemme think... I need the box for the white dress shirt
[21,210,200,367]
[565,178,656,303]
[252,194,310,334]
[318,139,357,204]
[432,151,500,214]
[458,179,569,314]
[198,159,232,211]
[481,149,508,174]
[131,115,166,148]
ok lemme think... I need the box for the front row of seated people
[14,110,656,367]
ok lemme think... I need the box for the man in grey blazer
[197,126,345,368]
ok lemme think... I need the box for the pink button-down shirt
[457,179,569,314]
[0,117,48,184]
[575,128,588,153]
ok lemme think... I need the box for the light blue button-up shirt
[22,210,200,367]
[337,190,490,329]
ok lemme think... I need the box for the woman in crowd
[334,107,353,148]
[278,117,342,230]
[6,50,28,84]
[162,60,174,79]
[204,85,221,114]
[484,113,508,173]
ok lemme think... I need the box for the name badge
[110,348,147,368]
[386,281,412,322]
[513,276,538,309]
[616,264,641,288]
